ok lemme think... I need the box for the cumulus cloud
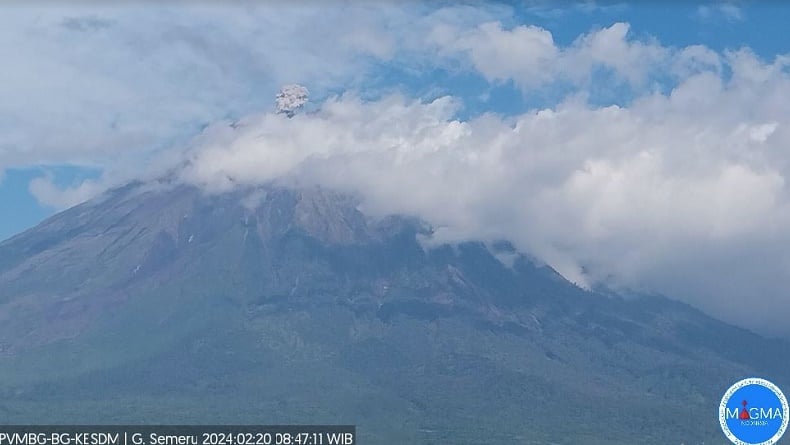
[0,3,439,173]
[697,3,744,22]
[29,175,105,210]
[0,2,509,204]
[4,3,790,336]
[430,21,669,91]
[178,38,790,335]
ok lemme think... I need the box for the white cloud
[0,3,439,172]
[745,122,778,143]
[5,3,790,336]
[430,21,669,91]
[671,45,723,78]
[29,175,105,210]
[697,3,744,22]
[434,21,560,88]
[176,40,790,335]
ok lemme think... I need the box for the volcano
[0,180,787,444]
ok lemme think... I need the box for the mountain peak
[1,179,788,444]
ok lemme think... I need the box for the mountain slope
[0,181,787,444]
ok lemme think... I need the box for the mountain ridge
[0,180,787,444]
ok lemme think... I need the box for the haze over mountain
[1,180,788,444]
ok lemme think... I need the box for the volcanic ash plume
[275,84,309,118]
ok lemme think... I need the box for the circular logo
[720,378,788,445]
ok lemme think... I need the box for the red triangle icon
[740,400,751,420]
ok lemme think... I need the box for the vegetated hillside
[0,181,787,444]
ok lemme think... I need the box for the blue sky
[3,1,790,333]
[2,2,788,241]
